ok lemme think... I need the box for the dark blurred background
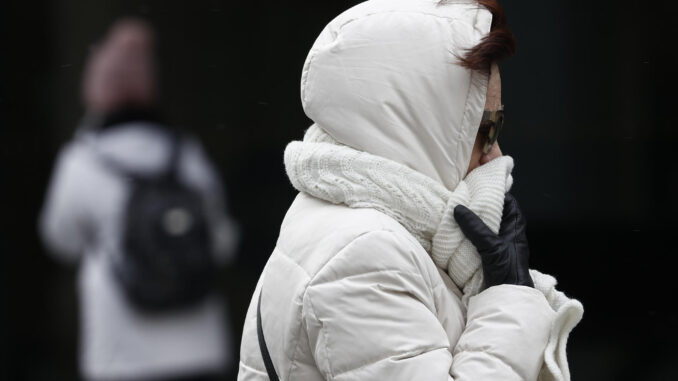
[1,0,677,380]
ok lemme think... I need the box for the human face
[466,62,503,175]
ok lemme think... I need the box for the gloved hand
[453,193,534,288]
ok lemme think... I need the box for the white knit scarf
[285,124,584,381]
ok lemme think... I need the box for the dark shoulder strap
[257,290,280,381]
[163,130,183,180]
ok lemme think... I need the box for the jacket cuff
[530,270,584,381]
[462,284,556,380]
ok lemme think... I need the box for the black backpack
[94,129,216,312]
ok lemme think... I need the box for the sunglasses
[479,106,504,154]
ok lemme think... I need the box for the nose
[480,142,502,165]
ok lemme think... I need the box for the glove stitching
[510,207,520,286]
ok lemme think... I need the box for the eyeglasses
[479,105,504,154]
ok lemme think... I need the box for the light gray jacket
[40,122,237,380]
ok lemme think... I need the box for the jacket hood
[301,0,492,190]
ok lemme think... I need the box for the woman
[238,1,583,380]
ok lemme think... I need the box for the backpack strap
[162,129,183,181]
[257,290,280,381]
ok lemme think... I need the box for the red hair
[443,0,516,71]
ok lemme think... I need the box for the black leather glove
[453,193,534,288]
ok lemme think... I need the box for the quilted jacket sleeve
[179,137,238,264]
[39,144,90,263]
[303,230,555,381]
[452,285,556,380]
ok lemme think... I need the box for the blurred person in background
[39,19,238,381]
[238,1,582,380]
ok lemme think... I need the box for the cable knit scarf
[284,124,584,381]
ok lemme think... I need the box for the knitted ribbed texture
[284,124,584,381]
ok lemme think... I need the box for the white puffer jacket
[239,1,581,380]
[240,192,557,381]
